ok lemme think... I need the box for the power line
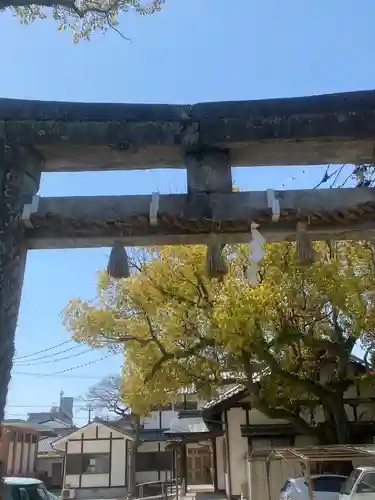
[12,372,106,380]
[15,348,94,367]
[14,340,73,360]
[14,344,83,365]
[12,353,116,379]
[52,354,113,374]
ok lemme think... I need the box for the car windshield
[341,470,361,495]
[307,476,347,493]
[9,483,50,500]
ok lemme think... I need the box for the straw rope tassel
[205,237,228,279]
[296,221,315,266]
[107,241,130,279]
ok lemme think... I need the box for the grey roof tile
[38,437,60,453]
[202,384,246,411]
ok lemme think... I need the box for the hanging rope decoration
[296,221,315,266]
[205,236,228,280]
[107,241,130,279]
[246,222,266,285]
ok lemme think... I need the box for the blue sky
[2,0,375,424]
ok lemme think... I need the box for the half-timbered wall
[58,422,131,491]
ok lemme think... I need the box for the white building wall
[29,443,36,474]
[82,440,109,454]
[141,412,160,429]
[111,439,126,487]
[67,441,81,454]
[14,442,22,474]
[227,408,248,497]
[80,474,108,488]
[215,436,225,491]
[161,411,177,429]
[7,441,14,475]
[36,457,62,477]
[65,474,80,488]
[248,408,288,426]
[22,442,29,473]
[138,442,159,453]
[62,423,130,490]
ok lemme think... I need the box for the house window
[82,454,110,474]
[65,454,82,475]
[136,451,173,472]
[65,454,110,475]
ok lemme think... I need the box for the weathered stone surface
[25,187,375,249]
[0,144,41,470]
[0,99,192,122]
[1,90,375,170]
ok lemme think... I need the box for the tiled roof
[164,417,210,435]
[38,419,73,429]
[3,420,51,433]
[202,384,246,411]
[96,418,134,435]
[175,373,243,395]
[38,436,61,453]
[201,355,365,413]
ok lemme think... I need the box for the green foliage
[64,241,375,441]
[7,0,165,42]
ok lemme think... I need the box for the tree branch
[241,352,320,439]
[144,337,216,384]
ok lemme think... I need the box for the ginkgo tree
[3,0,165,42]
[64,241,375,447]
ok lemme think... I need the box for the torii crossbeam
[1,89,375,452]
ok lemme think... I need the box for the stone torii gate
[2,89,375,440]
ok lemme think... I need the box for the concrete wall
[36,456,64,487]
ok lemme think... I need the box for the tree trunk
[318,401,354,475]
[128,415,140,498]
[0,143,41,480]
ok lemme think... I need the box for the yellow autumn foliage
[63,240,375,417]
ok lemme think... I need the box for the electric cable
[14,344,83,365]
[14,340,73,360]
[13,353,116,379]
[14,348,94,367]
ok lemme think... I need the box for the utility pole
[87,404,93,424]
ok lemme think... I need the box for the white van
[340,467,375,500]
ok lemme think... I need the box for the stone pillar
[0,142,41,438]
[185,149,232,195]
[185,149,232,277]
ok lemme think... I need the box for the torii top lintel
[1,89,375,171]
